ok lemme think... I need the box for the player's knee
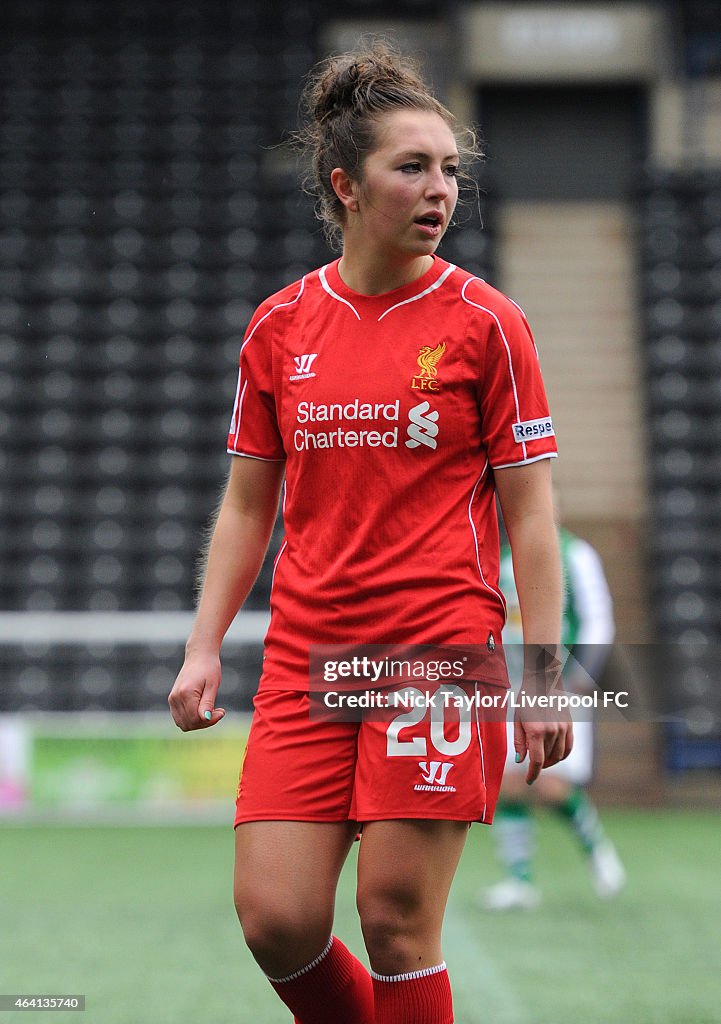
[235,893,331,965]
[238,907,301,962]
[357,888,427,971]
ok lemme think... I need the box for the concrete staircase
[497,202,659,803]
[497,201,646,522]
[497,200,651,638]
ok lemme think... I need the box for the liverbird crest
[416,342,447,378]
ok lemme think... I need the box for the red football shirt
[227,256,557,689]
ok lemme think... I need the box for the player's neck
[337,251,433,296]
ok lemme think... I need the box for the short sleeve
[473,290,557,469]
[566,537,615,647]
[227,309,285,461]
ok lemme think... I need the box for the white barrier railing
[0,611,270,645]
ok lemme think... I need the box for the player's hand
[168,652,225,731]
[513,710,573,785]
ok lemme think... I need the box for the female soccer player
[169,43,572,1024]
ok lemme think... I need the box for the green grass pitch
[1,810,719,1023]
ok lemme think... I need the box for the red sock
[372,962,454,1024]
[267,935,374,1024]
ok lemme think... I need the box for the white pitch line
[443,896,531,1024]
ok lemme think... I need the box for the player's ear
[330,167,359,213]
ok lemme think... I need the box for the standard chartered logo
[294,399,399,450]
[405,401,439,450]
[292,398,440,452]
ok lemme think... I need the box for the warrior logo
[418,761,455,786]
[414,760,456,792]
[290,354,319,380]
[405,401,439,450]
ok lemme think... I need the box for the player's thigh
[538,718,594,786]
[533,774,573,803]
[234,819,358,922]
[500,718,594,798]
[356,818,468,930]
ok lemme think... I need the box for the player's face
[356,109,459,258]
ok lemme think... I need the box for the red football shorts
[234,684,507,827]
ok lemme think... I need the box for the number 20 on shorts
[386,683,472,757]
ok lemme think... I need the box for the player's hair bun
[313,59,362,120]
[312,48,423,122]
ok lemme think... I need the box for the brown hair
[295,40,480,249]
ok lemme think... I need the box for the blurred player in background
[169,42,571,1024]
[481,503,626,911]
[0,716,30,812]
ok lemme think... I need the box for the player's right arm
[168,455,285,731]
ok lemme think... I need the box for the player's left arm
[495,458,573,783]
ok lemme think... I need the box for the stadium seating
[639,167,721,766]
[0,639,263,713]
[1,0,494,711]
